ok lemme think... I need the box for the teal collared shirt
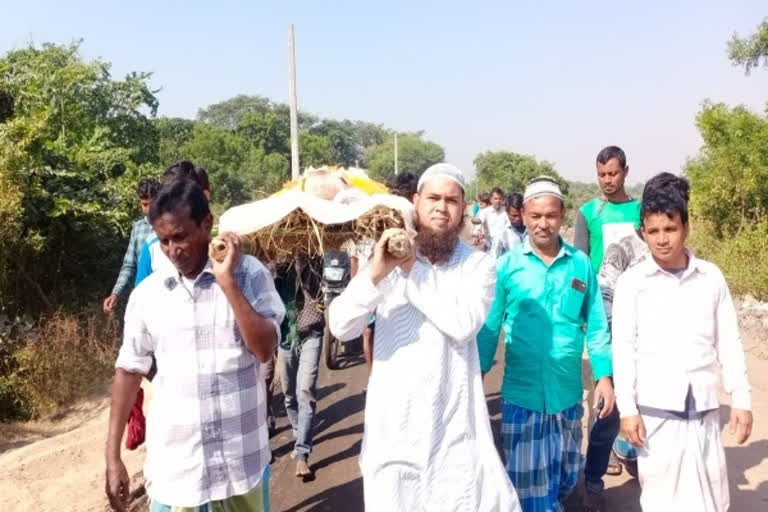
[477,237,611,414]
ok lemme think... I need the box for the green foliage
[471,151,569,197]
[299,132,334,167]
[689,219,768,300]
[684,101,768,236]
[728,19,768,75]
[366,134,445,181]
[180,123,289,206]
[0,42,159,316]
[155,117,196,165]
[237,111,290,155]
[197,94,317,131]
[308,119,363,167]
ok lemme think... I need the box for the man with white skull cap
[330,163,521,511]
[478,176,613,512]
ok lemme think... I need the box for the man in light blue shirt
[478,176,614,512]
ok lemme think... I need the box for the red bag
[125,388,146,450]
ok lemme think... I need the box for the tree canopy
[728,19,768,75]
[470,151,569,197]
[685,101,768,235]
[365,134,445,181]
[0,44,448,316]
[0,42,159,314]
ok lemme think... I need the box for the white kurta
[478,206,510,258]
[329,241,520,512]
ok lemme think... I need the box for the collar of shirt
[520,236,574,264]
[640,249,703,280]
[159,258,215,291]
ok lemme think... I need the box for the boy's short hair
[478,192,491,203]
[387,172,418,199]
[162,161,210,192]
[506,192,524,210]
[642,172,690,202]
[490,187,505,197]
[136,178,160,200]
[641,173,690,225]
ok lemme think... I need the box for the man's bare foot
[295,459,314,480]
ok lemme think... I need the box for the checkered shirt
[111,217,153,297]
[116,255,286,507]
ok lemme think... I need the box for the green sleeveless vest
[579,198,641,272]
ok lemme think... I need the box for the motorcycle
[321,250,359,369]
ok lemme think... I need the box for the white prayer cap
[523,176,564,203]
[417,163,466,192]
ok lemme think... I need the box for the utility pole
[288,24,300,180]
[394,133,399,176]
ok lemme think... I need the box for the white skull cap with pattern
[523,176,563,203]
[417,163,466,192]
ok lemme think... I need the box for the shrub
[689,219,768,299]
[0,310,119,421]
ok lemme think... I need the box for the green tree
[0,42,159,315]
[299,132,334,167]
[308,119,361,167]
[236,111,290,155]
[197,94,272,129]
[181,123,290,208]
[365,134,445,181]
[471,151,569,197]
[728,19,768,75]
[155,117,196,165]
[684,101,768,235]
[198,94,317,131]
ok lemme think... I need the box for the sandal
[605,450,623,476]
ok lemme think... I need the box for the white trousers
[638,410,729,512]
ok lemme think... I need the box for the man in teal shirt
[478,176,614,512]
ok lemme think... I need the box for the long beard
[414,214,463,264]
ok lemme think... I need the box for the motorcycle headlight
[324,267,345,281]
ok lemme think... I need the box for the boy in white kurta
[612,174,752,512]
[329,164,520,512]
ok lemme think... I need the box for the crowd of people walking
[102,146,752,512]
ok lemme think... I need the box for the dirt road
[1,344,767,511]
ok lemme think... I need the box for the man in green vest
[574,145,641,511]
[574,146,641,273]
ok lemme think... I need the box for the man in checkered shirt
[105,179,285,512]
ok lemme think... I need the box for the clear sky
[2,1,767,183]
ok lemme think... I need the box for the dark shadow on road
[316,382,346,402]
[313,391,366,436]
[725,439,768,510]
[282,477,364,512]
[311,439,363,473]
[313,422,365,447]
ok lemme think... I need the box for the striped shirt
[116,255,285,507]
[111,217,152,297]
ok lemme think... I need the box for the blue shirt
[135,236,156,286]
[477,238,611,414]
